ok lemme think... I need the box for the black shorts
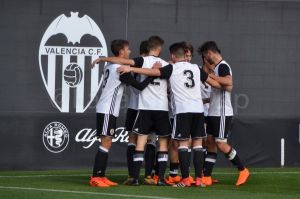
[135,110,171,137]
[172,113,206,140]
[96,113,117,137]
[125,108,138,132]
[206,116,232,139]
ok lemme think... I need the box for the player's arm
[208,64,233,86]
[117,63,172,79]
[91,57,135,68]
[119,73,153,91]
[205,76,232,92]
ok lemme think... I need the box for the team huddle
[88,36,250,188]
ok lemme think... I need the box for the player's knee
[215,140,229,153]
[101,136,112,149]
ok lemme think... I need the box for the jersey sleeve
[218,64,231,77]
[119,72,153,91]
[200,68,208,82]
[132,57,144,68]
[159,64,173,79]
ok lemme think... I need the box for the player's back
[96,63,124,117]
[169,61,204,114]
[138,56,169,111]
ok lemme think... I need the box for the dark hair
[147,35,164,50]
[111,39,129,56]
[197,41,221,55]
[181,42,194,55]
[169,42,186,58]
[139,40,149,55]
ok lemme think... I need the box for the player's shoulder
[219,60,231,68]
[105,62,120,70]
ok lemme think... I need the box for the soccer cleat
[157,179,168,186]
[127,178,140,186]
[236,168,250,186]
[123,177,133,185]
[173,177,191,187]
[164,175,182,185]
[100,177,118,186]
[202,176,213,186]
[189,176,195,184]
[89,177,110,188]
[144,176,157,185]
[195,177,206,187]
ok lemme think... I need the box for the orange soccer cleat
[188,176,195,184]
[236,168,250,186]
[100,177,118,186]
[195,177,206,187]
[173,177,191,187]
[89,177,110,188]
[164,175,182,185]
[202,176,213,186]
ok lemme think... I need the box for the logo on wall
[43,122,69,153]
[38,12,107,113]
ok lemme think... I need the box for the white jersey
[208,60,233,116]
[96,63,125,117]
[167,61,206,114]
[136,56,169,111]
[201,82,211,117]
[127,73,139,110]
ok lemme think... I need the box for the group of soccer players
[88,35,250,188]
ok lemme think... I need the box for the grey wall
[0,0,300,169]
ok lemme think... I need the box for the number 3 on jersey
[183,70,195,88]
[102,69,110,88]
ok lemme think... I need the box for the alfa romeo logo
[43,122,69,153]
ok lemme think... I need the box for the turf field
[0,168,299,199]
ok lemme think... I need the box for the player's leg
[165,139,181,185]
[129,110,151,185]
[124,109,138,184]
[172,113,192,187]
[144,133,157,185]
[154,110,171,186]
[90,114,117,188]
[190,113,206,187]
[215,116,250,186]
[202,116,219,186]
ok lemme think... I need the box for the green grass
[0,168,300,199]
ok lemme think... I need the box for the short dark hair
[147,35,164,50]
[139,40,149,55]
[198,41,221,55]
[111,39,129,56]
[181,42,194,55]
[169,42,186,58]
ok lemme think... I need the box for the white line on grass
[0,186,178,199]
[0,171,300,178]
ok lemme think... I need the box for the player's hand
[91,58,101,68]
[152,61,162,69]
[117,65,131,74]
[209,73,217,79]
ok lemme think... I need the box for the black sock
[144,143,156,177]
[157,151,168,181]
[225,148,245,171]
[193,146,205,178]
[132,150,144,180]
[203,152,217,177]
[127,143,136,178]
[169,162,179,177]
[154,151,159,176]
[92,146,109,177]
[178,147,190,179]
[188,148,192,175]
